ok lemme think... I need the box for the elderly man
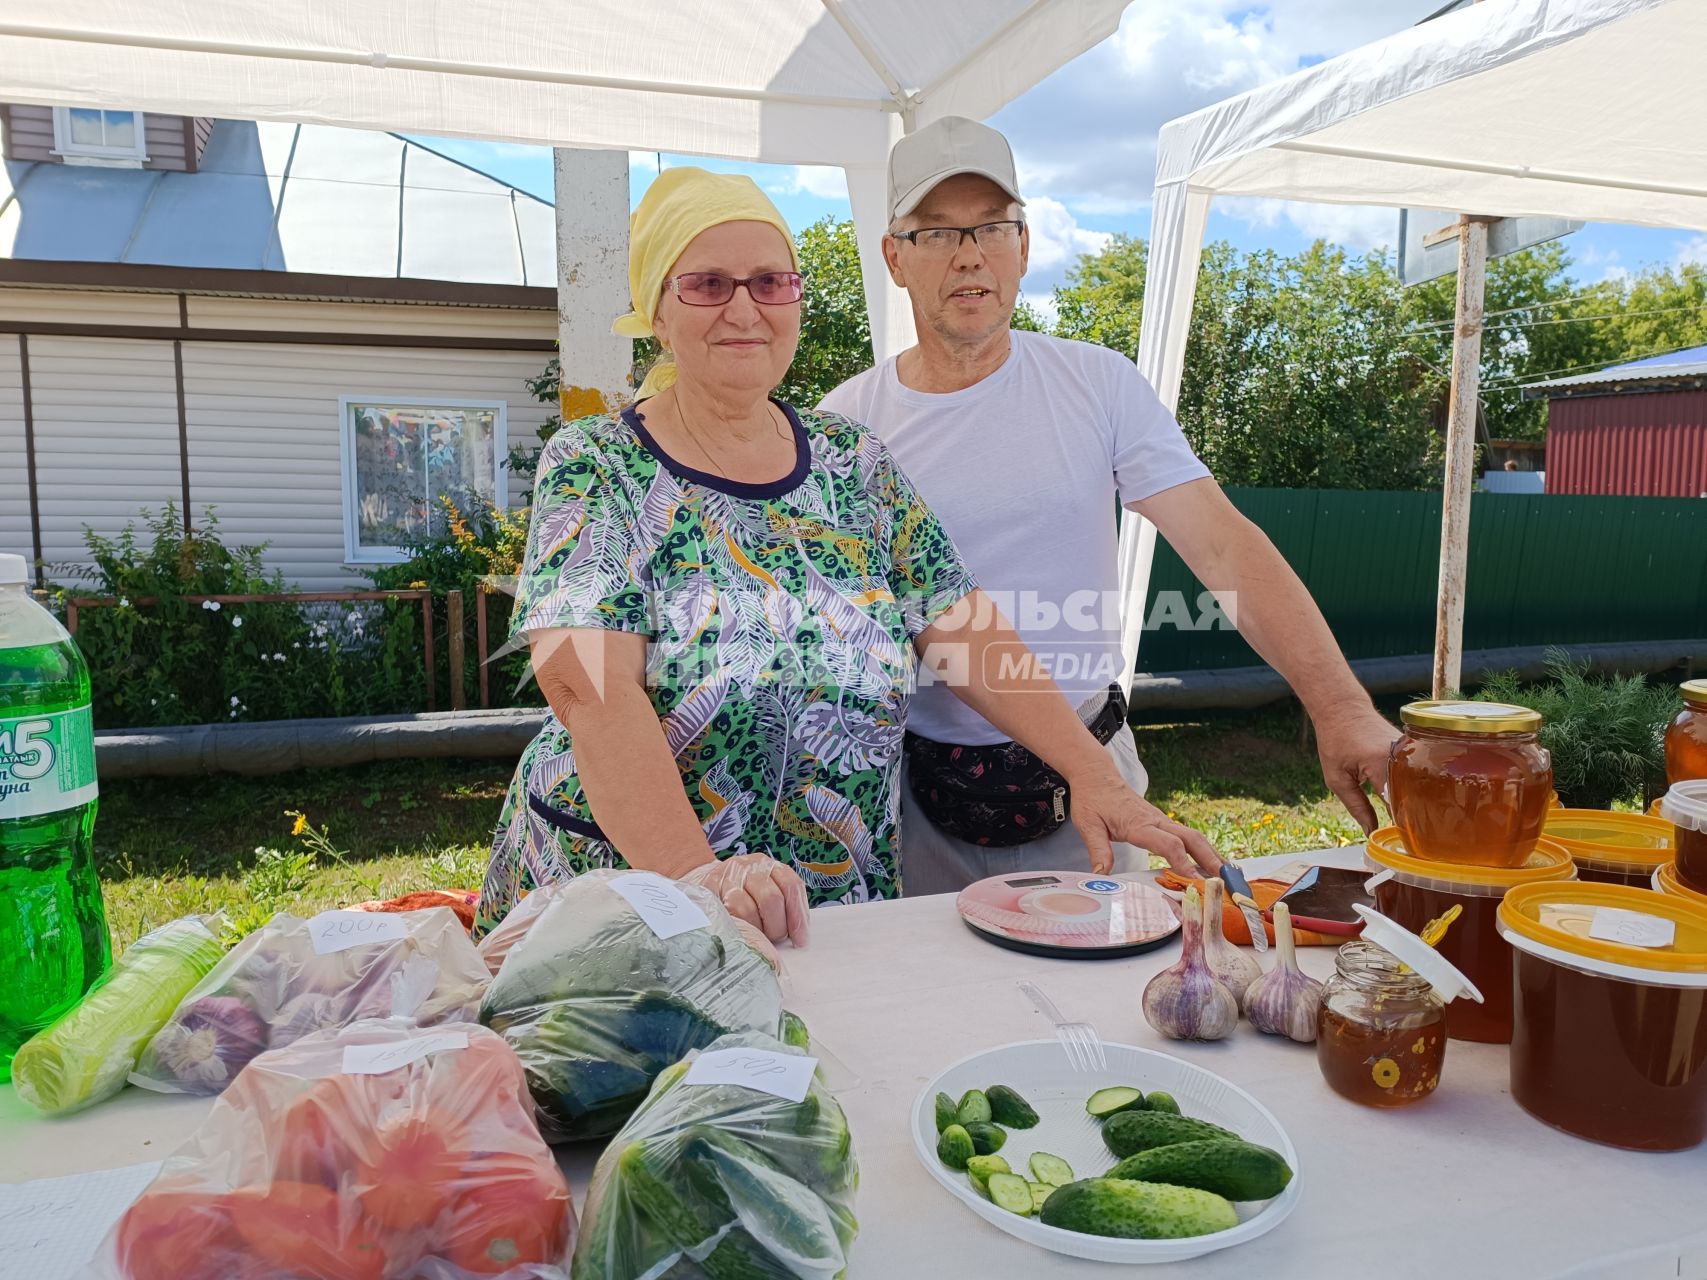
[820,116,1398,896]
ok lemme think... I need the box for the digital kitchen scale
[956,871,1182,959]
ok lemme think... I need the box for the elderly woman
[476,168,1217,944]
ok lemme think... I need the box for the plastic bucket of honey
[1365,828,1574,1044]
[1497,883,1707,1151]
[1543,809,1673,888]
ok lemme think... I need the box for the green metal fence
[1139,489,1707,673]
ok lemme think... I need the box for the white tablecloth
[3,848,1703,1280]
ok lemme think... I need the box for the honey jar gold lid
[1399,700,1542,734]
[1497,882,1707,985]
[1682,679,1707,709]
[1655,860,1707,906]
[1543,809,1675,872]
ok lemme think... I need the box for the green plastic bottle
[0,552,109,1081]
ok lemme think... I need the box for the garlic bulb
[1242,902,1324,1043]
[1201,877,1262,999]
[1143,887,1239,1041]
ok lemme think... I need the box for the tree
[778,216,874,407]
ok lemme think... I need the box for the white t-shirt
[819,330,1210,745]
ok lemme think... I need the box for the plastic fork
[1018,981,1107,1073]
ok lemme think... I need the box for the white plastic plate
[911,1040,1301,1264]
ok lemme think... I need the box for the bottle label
[0,704,98,820]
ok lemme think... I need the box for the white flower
[118,597,130,608]
[202,600,222,612]
[230,696,240,706]
[293,642,301,650]
[230,709,238,718]
[232,615,243,629]
[149,697,157,706]
[273,652,286,662]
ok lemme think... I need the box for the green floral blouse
[475,401,976,936]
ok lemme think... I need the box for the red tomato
[438,1166,572,1275]
[354,1115,462,1232]
[230,1181,392,1280]
[114,1180,244,1280]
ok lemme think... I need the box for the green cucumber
[1103,1110,1238,1159]
[966,1154,1011,1194]
[986,1084,1040,1129]
[1106,1140,1293,1202]
[1039,1178,1239,1239]
[963,1121,1007,1155]
[956,1088,993,1126]
[1028,1152,1074,1186]
[986,1172,1034,1216]
[933,1091,958,1134]
[937,1124,975,1170]
[1086,1086,1146,1118]
[1144,1091,1182,1115]
[1028,1181,1057,1214]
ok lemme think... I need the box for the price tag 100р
[684,1048,818,1103]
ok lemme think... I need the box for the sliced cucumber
[963,1121,1007,1155]
[1028,1181,1057,1214]
[986,1172,1034,1216]
[1086,1086,1146,1119]
[1028,1152,1074,1187]
[1145,1090,1182,1115]
[956,1088,993,1126]
[966,1154,1011,1193]
[934,1091,958,1133]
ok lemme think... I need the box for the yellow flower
[409,580,428,590]
[1370,1057,1401,1089]
[291,813,308,837]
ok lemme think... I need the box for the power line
[1409,298,1707,335]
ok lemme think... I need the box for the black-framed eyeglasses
[666,271,804,306]
[891,220,1025,255]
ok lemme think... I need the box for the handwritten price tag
[684,1048,818,1103]
[309,909,408,955]
[341,1030,469,1076]
[609,872,711,940]
[1588,907,1676,949]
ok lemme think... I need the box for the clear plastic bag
[479,871,786,1143]
[132,907,488,1095]
[86,1019,575,1280]
[572,1031,859,1280]
[11,915,226,1115]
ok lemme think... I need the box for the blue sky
[408,0,1706,308]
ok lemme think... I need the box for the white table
[4,848,1704,1280]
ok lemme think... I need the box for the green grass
[94,706,1366,952]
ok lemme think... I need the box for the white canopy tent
[1122,0,1707,689]
[0,0,1128,364]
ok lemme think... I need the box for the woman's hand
[682,854,811,948]
[1066,764,1222,878]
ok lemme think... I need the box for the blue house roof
[1524,342,1707,397]
[0,120,556,287]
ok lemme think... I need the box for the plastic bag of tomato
[87,1018,575,1280]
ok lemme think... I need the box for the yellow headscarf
[614,167,799,397]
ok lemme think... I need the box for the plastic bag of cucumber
[479,871,799,1142]
[935,1084,1293,1239]
[573,1032,858,1280]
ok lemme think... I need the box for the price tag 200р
[683,1048,819,1103]
[609,872,712,940]
[308,908,409,955]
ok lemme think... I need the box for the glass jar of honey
[1317,941,1448,1107]
[1365,827,1575,1044]
[1666,680,1707,785]
[1660,779,1707,897]
[1389,702,1551,868]
[1498,882,1707,1151]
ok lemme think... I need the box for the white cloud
[1024,196,1114,277]
[1677,235,1707,269]
[992,1,1427,221]
[768,165,849,201]
[1218,196,1399,251]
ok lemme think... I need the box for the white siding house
[0,112,558,591]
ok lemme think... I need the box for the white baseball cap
[887,116,1025,224]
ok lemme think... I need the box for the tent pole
[1433,213,1489,698]
[553,148,632,421]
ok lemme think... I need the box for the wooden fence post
[476,588,490,710]
[447,590,466,712]
[420,592,436,713]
